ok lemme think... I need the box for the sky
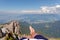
[0,0,60,14]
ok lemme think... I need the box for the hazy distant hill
[0,14,60,24]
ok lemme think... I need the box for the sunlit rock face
[2,21,20,34]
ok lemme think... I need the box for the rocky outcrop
[2,21,20,34]
[0,28,3,38]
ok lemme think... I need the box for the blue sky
[0,0,60,14]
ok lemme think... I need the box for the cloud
[21,5,60,14]
[40,5,60,13]
[40,6,56,13]
[0,5,60,14]
[56,5,60,8]
[21,10,41,13]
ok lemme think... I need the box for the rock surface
[2,21,20,34]
[0,21,21,40]
[0,28,3,38]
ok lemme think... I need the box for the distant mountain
[0,14,60,24]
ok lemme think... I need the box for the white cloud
[21,10,41,13]
[0,5,60,14]
[40,6,56,13]
[40,5,60,13]
[56,5,60,8]
[21,5,60,14]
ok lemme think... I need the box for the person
[19,25,48,40]
[29,25,48,40]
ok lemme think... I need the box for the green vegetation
[5,35,15,40]
[5,33,15,40]
[49,38,60,40]
[19,21,60,38]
